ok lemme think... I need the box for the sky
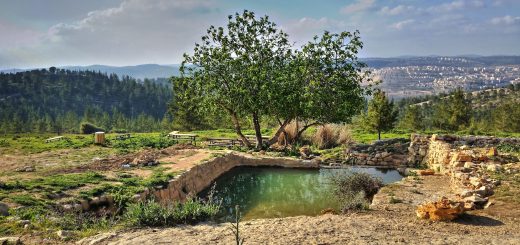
[1,0,519,69]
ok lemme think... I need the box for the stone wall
[344,138,412,167]
[408,134,520,167]
[407,134,519,209]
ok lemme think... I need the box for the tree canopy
[175,10,373,148]
[362,89,398,140]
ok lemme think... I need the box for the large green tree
[177,10,372,148]
[362,90,398,140]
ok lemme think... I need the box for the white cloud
[390,19,415,30]
[282,17,351,46]
[340,0,375,14]
[491,15,520,25]
[4,0,221,67]
[428,0,465,12]
[379,5,416,16]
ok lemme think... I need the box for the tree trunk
[252,112,263,149]
[228,109,250,147]
[293,122,320,143]
[268,118,291,145]
[378,130,381,141]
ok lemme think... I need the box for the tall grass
[124,198,221,227]
[312,124,353,149]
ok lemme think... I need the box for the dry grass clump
[312,124,353,149]
[277,121,301,145]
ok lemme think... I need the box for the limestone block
[416,197,464,221]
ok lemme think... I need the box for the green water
[199,166,403,221]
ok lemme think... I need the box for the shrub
[124,198,220,227]
[80,122,105,134]
[111,128,128,133]
[328,171,383,212]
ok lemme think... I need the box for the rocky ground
[79,173,520,245]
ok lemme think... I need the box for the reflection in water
[199,166,403,221]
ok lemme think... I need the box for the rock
[478,185,494,197]
[460,190,474,198]
[487,147,498,157]
[487,164,502,172]
[464,162,474,168]
[451,152,472,163]
[0,237,20,244]
[57,230,74,240]
[299,146,311,159]
[0,202,9,216]
[418,169,435,176]
[469,177,481,187]
[416,197,465,221]
[464,195,487,204]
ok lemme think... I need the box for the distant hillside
[63,64,180,79]
[0,68,173,133]
[396,84,520,133]
[1,64,180,80]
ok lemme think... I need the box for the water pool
[199,166,403,221]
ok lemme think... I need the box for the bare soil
[79,174,520,245]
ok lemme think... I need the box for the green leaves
[362,90,398,139]
[177,10,372,145]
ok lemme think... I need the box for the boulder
[416,197,465,221]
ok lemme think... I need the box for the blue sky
[1,0,519,69]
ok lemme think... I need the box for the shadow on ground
[455,214,504,226]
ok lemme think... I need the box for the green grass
[7,172,106,193]
[350,130,410,144]
[0,134,93,153]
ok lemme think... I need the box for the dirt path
[158,149,215,173]
[79,174,520,245]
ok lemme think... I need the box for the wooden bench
[207,138,243,147]
[45,136,65,143]
[169,133,198,145]
[245,135,270,142]
[115,133,131,140]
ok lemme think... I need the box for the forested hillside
[396,84,520,134]
[0,68,173,133]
